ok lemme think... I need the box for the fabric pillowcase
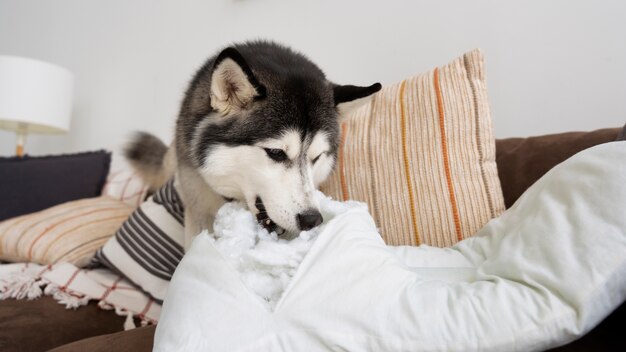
[101,170,149,207]
[0,150,111,221]
[320,49,505,247]
[0,196,134,267]
[94,179,185,302]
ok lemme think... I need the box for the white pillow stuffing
[208,194,365,309]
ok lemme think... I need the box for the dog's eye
[264,148,288,162]
[312,153,324,164]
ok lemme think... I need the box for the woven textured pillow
[320,49,504,247]
[0,196,133,267]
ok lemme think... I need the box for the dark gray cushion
[0,150,111,221]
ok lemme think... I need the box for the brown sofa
[0,127,622,352]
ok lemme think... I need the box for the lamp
[0,55,74,157]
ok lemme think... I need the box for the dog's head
[181,42,380,235]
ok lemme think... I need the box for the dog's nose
[296,209,323,231]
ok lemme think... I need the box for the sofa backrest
[495,128,620,208]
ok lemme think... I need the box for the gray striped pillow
[94,179,184,302]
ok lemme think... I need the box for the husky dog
[126,41,381,250]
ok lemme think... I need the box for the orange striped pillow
[320,49,505,247]
[0,196,134,267]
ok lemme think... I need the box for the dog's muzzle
[254,197,324,235]
[254,196,286,235]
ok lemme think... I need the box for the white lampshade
[0,55,74,134]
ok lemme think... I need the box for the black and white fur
[126,40,381,250]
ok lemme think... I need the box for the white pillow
[155,142,626,352]
[101,169,149,207]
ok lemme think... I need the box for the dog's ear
[210,47,266,115]
[333,83,382,117]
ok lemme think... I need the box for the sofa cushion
[0,196,134,266]
[50,325,155,352]
[495,128,620,208]
[0,296,125,352]
[0,150,111,221]
[320,49,504,247]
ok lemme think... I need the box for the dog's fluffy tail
[124,132,176,190]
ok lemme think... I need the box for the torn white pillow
[155,142,626,352]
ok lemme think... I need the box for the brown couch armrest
[495,128,620,208]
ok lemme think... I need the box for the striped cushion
[320,49,505,247]
[94,179,184,302]
[0,196,134,267]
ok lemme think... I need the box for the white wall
[1,0,624,162]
